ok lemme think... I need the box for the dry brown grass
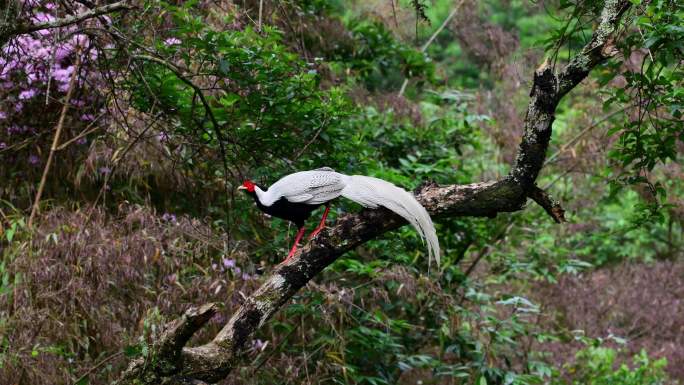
[533,260,684,380]
[0,205,257,384]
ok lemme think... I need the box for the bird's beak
[237,186,247,191]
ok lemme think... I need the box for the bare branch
[528,185,567,223]
[556,0,631,98]
[398,0,467,96]
[0,1,134,45]
[28,51,82,228]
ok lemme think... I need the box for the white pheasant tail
[255,168,441,266]
[340,174,440,267]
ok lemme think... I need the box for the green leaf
[6,224,16,243]
[123,345,142,358]
[219,93,240,107]
[218,58,231,75]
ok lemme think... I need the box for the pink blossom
[222,258,236,268]
[53,66,74,82]
[19,88,38,100]
[71,99,86,107]
[164,38,182,45]
[8,125,22,135]
[0,111,6,119]
[27,72,40,83]
[71,34,89,48]
[55,46,71,62]
[37,28,52,37]
[28,154,40,166]
[80,113,95,121]
[162,212,177,223]
[0,6,102,120]
[251,339,266,351]
[31,12,55,24]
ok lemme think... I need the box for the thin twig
[398,0,466,96]
[4,1,134,40]
[131,54,238,234]
[72,351,124,385]
[83,109,162,224]
[459,220,514,304]
[55,112,106,150]
[419,0,466,53]
[544,107,627,165]
[390,0,399,28]
[28,50,82,228]
[45,28,59,105]
[292,115,329,162]
[132,54,239,172]
[637,26,654,63]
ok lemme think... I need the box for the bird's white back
[258,170,346,207]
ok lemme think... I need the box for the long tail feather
[341,175,440,266]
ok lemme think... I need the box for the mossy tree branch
[118,1,631,383]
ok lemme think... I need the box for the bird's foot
[281,245,298,264]
[280,226,307,264]
[308,226,325,240]
[308,206,330,240]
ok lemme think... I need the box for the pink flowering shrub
[0,1,107,201]
[1,5,100,110]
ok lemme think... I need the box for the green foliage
[331,19,435,91]
[602,0,683,195]
[130,1,356,179]
[490,188,681,272]
[555,345,669,385]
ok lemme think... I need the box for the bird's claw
[308,226,325,240]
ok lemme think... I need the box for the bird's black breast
[256,197,322,228]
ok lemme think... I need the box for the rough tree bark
[118,1,631,383]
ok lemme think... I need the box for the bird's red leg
[308,205,330,240]
[284,226,307,262]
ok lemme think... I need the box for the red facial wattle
[242,180,256,192]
